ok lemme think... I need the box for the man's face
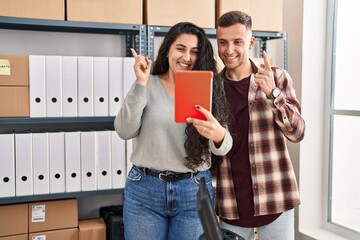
[216,23,254,71]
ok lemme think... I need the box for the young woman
[114,22,232,240]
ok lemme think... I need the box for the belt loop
[142,167,147,176]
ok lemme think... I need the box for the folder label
[0,59,10,75]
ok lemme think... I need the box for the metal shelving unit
[147,25,288,70]
[252,31,288,70]
[0,16,145,204]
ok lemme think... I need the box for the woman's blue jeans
[123,165,213,240]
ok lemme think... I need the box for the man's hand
[254,51,276,96]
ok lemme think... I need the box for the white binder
[0,133,15,197]
[15,133,33,196]
[29,55,46,117]
[96,131,112,190]
[111,131,126,189]
[32,132,50,195]
[78,56,94,117]
[62,56,78,117]
[123,58,136,174]
[49,131,65,193]
[126,139,133,175]
[94,57,109,116]
[65,131,81,192]
[46,56,63,117]
[122,58,135,171]
[81,131,97,191]
[109,57,123,116]
[123,57,136,98]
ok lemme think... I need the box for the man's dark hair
[217,10,252,29]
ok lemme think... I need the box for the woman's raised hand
[130,48,152,86]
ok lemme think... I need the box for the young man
[215,11,305,240]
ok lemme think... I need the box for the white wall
[288,0,349,239]
[283,0,350,239]
[282,0,304,239]
[298,0,327,235]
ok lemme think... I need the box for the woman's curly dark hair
[152,22,232,171]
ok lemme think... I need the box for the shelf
[147,25,287,40]
[0,117,115,134]
[0,16,139,33]
[0,189,124,205]
[146,25,288,70]
[0,16,148,56]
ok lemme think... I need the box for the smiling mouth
[225,55,237,60]
[178,62,191,69]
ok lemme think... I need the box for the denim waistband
[140,167,198,182]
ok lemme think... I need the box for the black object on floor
[100,205,125,240]
[197,177,245,240]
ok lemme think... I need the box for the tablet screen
[174,70,213,123]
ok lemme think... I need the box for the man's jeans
[220,209,295,240]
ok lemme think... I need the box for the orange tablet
[174,70,213,123]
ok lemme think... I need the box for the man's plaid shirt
[216,61,305,219]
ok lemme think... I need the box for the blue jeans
[220,209,295,240]
[124,165,213,240]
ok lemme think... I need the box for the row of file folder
[29,55,135,117]
[0,130,132,198]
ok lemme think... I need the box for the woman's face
[167,33,199,78]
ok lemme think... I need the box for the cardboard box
[216,0,283,32]
[29,228,78,240]
[78,218,106,240]
[0,235,27,240]
[0,86,29,117]
[28,199,78,233]
[0,0,64,20]
[66,0,142,24]
[0,204,28,237]
[0,55,29,87]
[144,0,215,29]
